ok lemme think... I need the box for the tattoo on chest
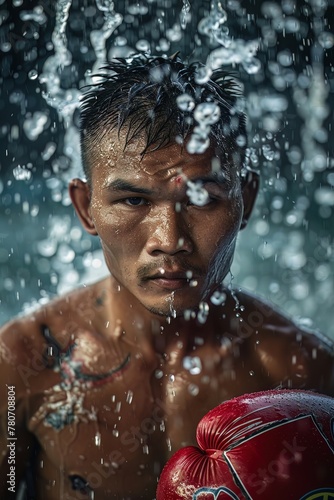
[38,325,130,430]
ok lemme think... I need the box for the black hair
[80,53,247,182]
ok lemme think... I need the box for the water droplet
[126,390,133,404]
[95,433,101,446]
[176,93,195,112]
[195,65,212,84]
[23,111,48,141]
[194,102,221,125]
[127,3,149,15]
[186,132,210,154]
[188,383,199,396]
[318,31,334,49]
[166,23,182,42]
[155,370,163,379]
[1,42,12,53]
[262,144,275,161]
[314,187,334,206]
[37,239,57,257]
[180,0,191,29]
[42,142,57,161]
[183,356,202,375]
[28,69,38,80]
[242,57,261,74]
[186,180,210,206]
[210,291,226,305]
[277,49,293,67]
[57,243,75,263]
[12,165,32,181]
[136,39,150,52]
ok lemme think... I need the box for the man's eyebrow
[103,179,154,195]
[191,172,232,185]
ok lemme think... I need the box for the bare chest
[28,334,263,499]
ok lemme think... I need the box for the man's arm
[0,320,39,498]
[254,323,334,397]
[232,290,334,397]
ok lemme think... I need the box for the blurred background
[0,0,333,337]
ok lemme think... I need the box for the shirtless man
[1,54,333,500]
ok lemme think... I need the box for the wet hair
[80,53,247,182]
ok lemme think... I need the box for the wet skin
[0,136,334,499]
[73,134,257,316]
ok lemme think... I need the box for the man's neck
[92,276,223,356]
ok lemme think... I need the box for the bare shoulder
[229,288,334,395]
[0,278,108,399]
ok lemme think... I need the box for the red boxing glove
[157,390,334,499]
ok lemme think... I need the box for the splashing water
[180,0,191,30]
[90,0,123,79]
[0,0,333,338]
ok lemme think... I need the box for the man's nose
[145,207,193,256]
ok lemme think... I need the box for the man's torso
[2,278,333,499]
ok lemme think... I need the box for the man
[0,54,333,499]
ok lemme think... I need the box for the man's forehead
[88,129,233,183]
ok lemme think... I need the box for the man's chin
[146,306,180,318]
[144,297,200,319]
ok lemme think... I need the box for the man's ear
[240,170,260,230]
[69,179,98,236]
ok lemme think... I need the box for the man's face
[82,132,251,317]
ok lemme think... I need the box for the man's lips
[148,271,190,280]
[143,270,199,290]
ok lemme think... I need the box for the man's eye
[124,197,146,206]
[187,196,215,207]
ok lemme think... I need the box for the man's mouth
[143,269,199,290]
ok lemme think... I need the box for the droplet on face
[210,290,227,306]
[126,390,133,404]
[186,180,210,206]
[186,132,210,154]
